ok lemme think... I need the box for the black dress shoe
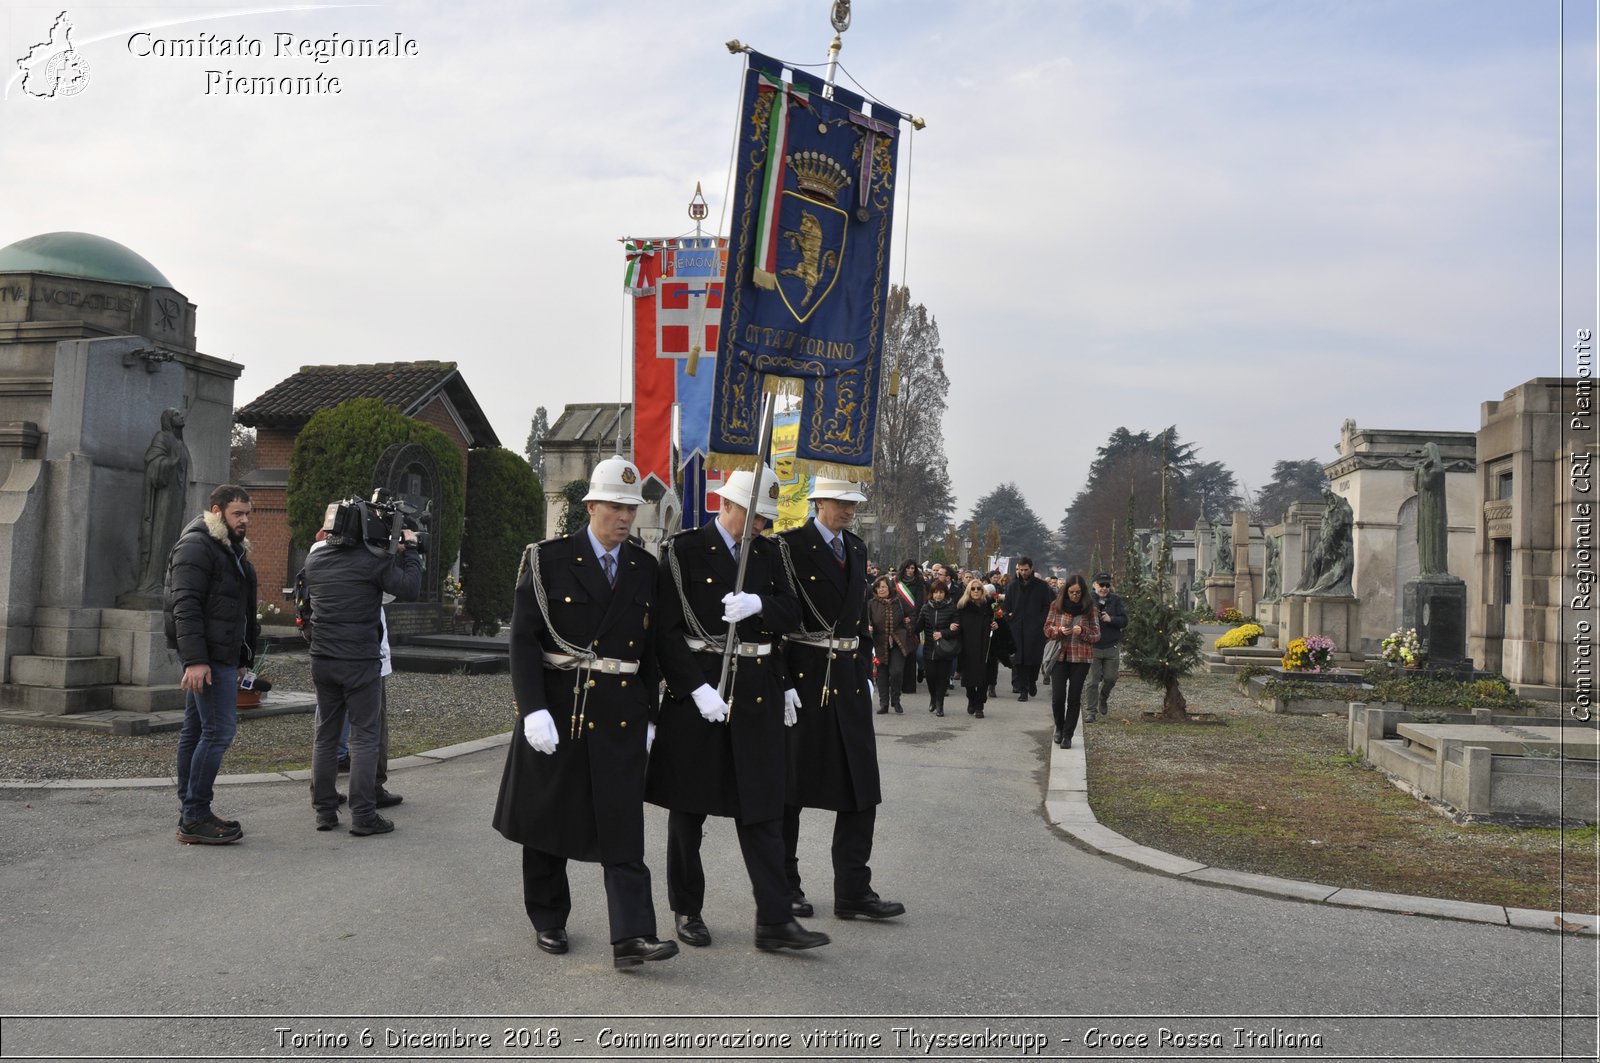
[834,893,907,920]
[1061,736,1073,749]
[374,788,403,808]
[876,707,888,715]
[536,927,568,955]
[791,894,814,918]
[674,913,711,947]
[975,711,985,718]
[612,936,679,968]
[1019,692,1029,702]
[893,704,903,714]
[755,920,831,951]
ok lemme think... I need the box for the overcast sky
[3,0,1595,527]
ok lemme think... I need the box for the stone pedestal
[1283,593,1362,655]
[1404,576,1468,666]
[1203,575,1235,613]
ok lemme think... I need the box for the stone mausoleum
[0,231,241,716]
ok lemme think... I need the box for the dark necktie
[602,553,617,588]
[831,535,845,566]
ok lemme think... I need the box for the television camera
[321,489,431,559]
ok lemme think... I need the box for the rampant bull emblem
[773,193,847,323]
[780,212,838,309]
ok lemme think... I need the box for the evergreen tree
[524,406,549,478]
[1119,441,1201,720]
[1251,458,1328,524]
[1058,426,1240,575]
[461,448,543,635]
[287,398,465,571]
[969,482,1057,567]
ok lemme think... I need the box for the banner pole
[717,390,776,711]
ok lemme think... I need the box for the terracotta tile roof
[235,360,500,447]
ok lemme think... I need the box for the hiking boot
[177,818,242,845]
[349,814,394,836]
[315,810,339,831]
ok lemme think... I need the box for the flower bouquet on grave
[1381,628,1424,668]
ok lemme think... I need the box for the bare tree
[871,285,954,561]
[229,425,256,483]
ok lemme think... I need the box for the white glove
[867,679,876,702]
[783,688,802,728]
[647,722,656,753]
[721,591,763,623]
[691,683,729,723]
[522,709,559,755]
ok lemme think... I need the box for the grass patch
[1085,672,1597,914]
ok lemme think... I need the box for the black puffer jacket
[304,541,422,662]
[164,511,260,668]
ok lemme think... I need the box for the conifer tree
[1120,441,1201,720]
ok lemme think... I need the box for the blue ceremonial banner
[706,50,905,479]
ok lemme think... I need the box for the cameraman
[305,502,422,836]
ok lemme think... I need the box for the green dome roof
[0,232,172,287]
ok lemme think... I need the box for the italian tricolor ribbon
[752,73,809,290]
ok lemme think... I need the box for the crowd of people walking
[864,556,1129,740]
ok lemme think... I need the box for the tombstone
[1403,441,1469,668]
[1283,488,1361,654]
[0,232,240,717]
[1326,421,1476,652]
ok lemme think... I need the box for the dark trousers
[924,655,953,708]
[782,803,875,902]
[1050,659,1091,741]
[520,846,656,944]
[310,658,383,819]
[875,648,907,708]
[901,642,920,694]
[667,811,791,926]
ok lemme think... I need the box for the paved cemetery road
[0,691,1594,1062]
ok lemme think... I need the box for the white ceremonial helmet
[808,477,867,502]
[583,455,646,505]
[715,465,780,520]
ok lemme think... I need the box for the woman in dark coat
[954,578,997,718]
[914,579,958,717]
[895,559,925,695]
[984,582,1013,698]
[866,576,913,714]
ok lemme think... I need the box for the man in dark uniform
[646,466,830,953]
[492,456,678,970]
[778,478,906,922]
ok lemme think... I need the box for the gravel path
[0,650,514,781]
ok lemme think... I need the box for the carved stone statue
[1263,535,1282,601]
[1213,530,1233,576]
[1292,488,1354,597]
[131,407,191,598]
[1414,441,1448,577]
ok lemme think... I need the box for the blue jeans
[176,664,239,824]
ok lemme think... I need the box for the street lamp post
[915,520,926,565]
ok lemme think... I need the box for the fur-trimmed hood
[201,509,251,553]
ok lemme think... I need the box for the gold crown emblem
[787,151,851,203]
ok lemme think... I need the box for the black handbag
[932,635,961,660]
